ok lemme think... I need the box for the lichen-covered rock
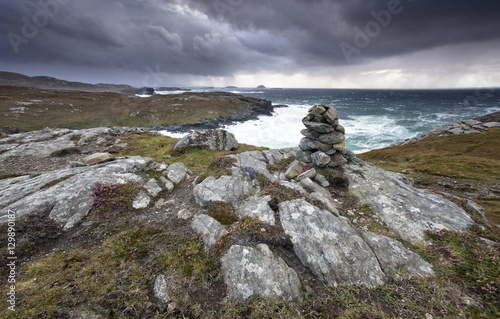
[279,199,385,288]
[144,178,162,197]
[165,162,190,184]
[344,159,474,242]
[361,231,434,278]
[133,191,151,209]
[174,129,238,151]
[191,214,228,250]
[236,195,275,225]
[193,175,257,208]
[0,157,154,229]
[231,151,277,181]
[221,244,302,301]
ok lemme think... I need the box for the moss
[207,201,239,226]
[49,147,81,157]
[121,131,266,177]
[266,157,295,173]
[216,218,291,253]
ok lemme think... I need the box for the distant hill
[0,71,151,94]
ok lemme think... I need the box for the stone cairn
[298,104,348,168]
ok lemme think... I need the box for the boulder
[279,199,385,288]
[221,244,302,301]
[133,191,151,209]
[191,214,228,250]
[323,106,338,124]
[193,175,257,208]
[144,178,162,197]
[165,162,190,184]
[344,159,474,242]
[328,153,347,168]
[174,129,238,151]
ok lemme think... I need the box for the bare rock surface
[193,175,257,208]
[344,159,474,242]
[221,244,302,301]
[279,199,385,288]
[191,214,228,250]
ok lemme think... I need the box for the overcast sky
[1,0,500,88]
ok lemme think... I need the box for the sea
[154,88,500,153]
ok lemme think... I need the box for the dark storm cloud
[1,0,499,81]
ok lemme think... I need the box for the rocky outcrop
[221,244,302,301]
[400,112,500,145]
[174,129,239,151]
[343,159,474,242]
[279,199,385,288]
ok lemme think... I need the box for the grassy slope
[0,86,264,131]
[358,127,500,225]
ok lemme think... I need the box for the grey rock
[1,135,75,158]
[361,231,434,277]
[313,174,330,187]
[344,160,474,242]
[144,179,162,197]
[483,121,500,128]
[308,105,327,116]
[315,140,334,152]
[299,177,340,216]
[323,105,338,124]
[232,151,276,181]
[83,153,114,166]
[279,199,385,288]
[296,168,317,181]
[285,160,304,180]
[165,162,190,184]
[133,191,151,209]
[221,244,302,301]
[177,208,194,220]
[154,274,171,304]
[318,131,345,144]
[300,129,320,139]
[0,157,152,229]
[335,124,346,134]
[462,119,482,126]
[295,150,312,163]
[193,175,257,208]
[311,151,331,167]
[236,195,275,225]
[328,153,347,168]
[302,121,335,133]
[191,214,227,250]
[174,129,238,151]
[158,176,174,192]
[299,137,316,151]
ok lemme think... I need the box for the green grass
[120,131,267,176]
[358,128,500,183]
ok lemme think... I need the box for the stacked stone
[299,104,347,168]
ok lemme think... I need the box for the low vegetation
[0,86,267,131]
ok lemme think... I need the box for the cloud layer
[1,0,499,87]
